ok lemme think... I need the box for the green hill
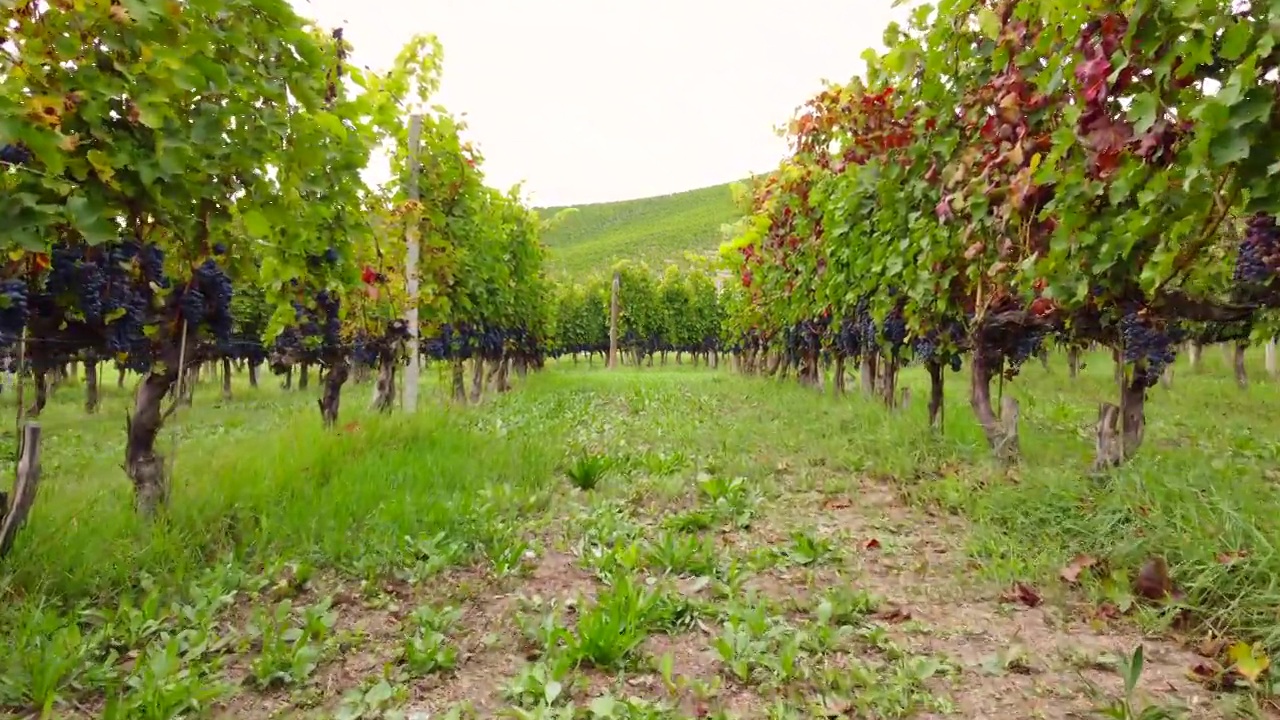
[538,181,745,277]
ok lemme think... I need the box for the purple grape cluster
[882,309,907,351]
[1007,330,1046,373]
[0,279,29,343]
[1234,212,1280,284]
[0,143,32,166]
[316,290,341,351]
[1120,310,1177,388]
[911,322,965,372]
[28,241,173,370]
[175,258,234,353]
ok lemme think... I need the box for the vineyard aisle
[2,356,1276,718]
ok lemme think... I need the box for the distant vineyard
[550,262,725,366]
[538,182,745,276]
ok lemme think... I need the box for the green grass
[538,181,744,277]
[1,351,1277,718]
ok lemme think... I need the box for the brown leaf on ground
[1059,554,1098,584]
[1216,550,1248,565]
[1000,582,1042,608]
[1189,660,1246,691]
[874,604,913,623]
[1095,602,1122,620]
[1135,556,1173,601]
[1197,634,1228,658]
[822,497,851,510]
[863,538,881,550]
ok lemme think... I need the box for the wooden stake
[607,270,620,369]
[403,113,423,412]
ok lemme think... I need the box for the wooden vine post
[607,270,620,369]
[0,423,42,559]
[403,113,423,413]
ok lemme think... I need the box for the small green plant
[245,599,335,690]
[565,453,614,491]
[642,530,719,577]
[400,604,461,676]
[102,637,229,720]
[1094,645,1186,720]
[504,660,572,709]
[568,574,655,668]
[334,676,405,720]
[778,530,838,566]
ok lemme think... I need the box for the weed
[1094,646,1187,719]
[565,453,614,491]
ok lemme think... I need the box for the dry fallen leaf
[1059,554,1098,584]
[1000,581,1043,608]
[1134,556,1172,601]
[1190,660,1223,683]
[875,604,913,623]
[1217,550,1248,565]
[1094,602,1122,620]
[1189,660,1246,691]
[1196,634,1228,658]
[822,497,851,510]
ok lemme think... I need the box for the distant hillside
[538,181,745,277]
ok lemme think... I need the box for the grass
[538,181,744,277]
[1,349,1278,718]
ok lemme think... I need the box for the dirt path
[381,473,1252,718]
[203,377,1274,719]
[741,478,1236,718]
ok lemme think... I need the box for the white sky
[290,0,903,207]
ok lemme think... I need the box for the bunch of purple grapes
[1119,310,1177,388]
[315,291,342,351]
[178,259,234,346]
[351,335,379,366]
[34,241,169,368]
[0,143,32,166]
[46,246,105,322]
[854,298,878,354]
[478,327,505,359]
[0,278,29,343]
[882,309,907,352]
[1007,330,1046,374]
[421,323,455,360]
[1234,212,1280,285]
[911,326,964,372]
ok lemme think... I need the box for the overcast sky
[290,0,903,207]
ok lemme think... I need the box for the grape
[47,246,106,322]
[213,243,227,256]
[352,335,379,366]
[316,290,341,351]
[192,258,234,345]
[1119,309,1177,388]
[324,247,339,264]
[856,300,878,354]
[1007,331,1045,371]
[883,310,907,349]
[0,143,32,166]
[1234,212,1279,285]
[0,279,29,343]
[912,336,938,361]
